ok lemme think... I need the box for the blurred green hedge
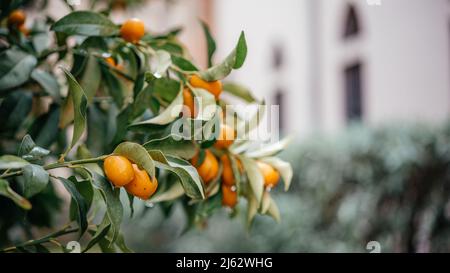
[124,122,450,252]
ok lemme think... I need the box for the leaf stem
[0,225,78,253]
[0,155,109,179]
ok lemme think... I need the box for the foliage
[0,1,292,252]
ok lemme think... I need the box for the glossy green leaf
[148,150,205,200]
[200,21,216,68]
[0,48,37,92]
[246,191,258,229]
[267,197,281,223]
[83,222,111,253]
[0,155,29,170]
[101,65,125,108]
[113,142,155,178]
[90,172,123,244]
[222,82,257,103]
[147,182,184,203]
[61,68,88,158]
[153,77,180,103]
[143,134,196,159]
[69,178,94,221]
[18,135,36,157]
[132,88,183,126]
[238,155,264,204]
[151,50,171,78]
[59,177,88,237]
[31,69,60,101]
[171,55,198,72]
[51,11,119,37]
[245,136,293,158]
[22,164,49,198]
[0,179,32,210]
[199,31,247,81]
[80,56,101,102]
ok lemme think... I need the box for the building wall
[214,0,450,137]
[320,0,450,133]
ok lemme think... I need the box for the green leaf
[148,150,205,200]
[151,50,172,78]
[246,191,258,229]
[91,172,123,244]
[0,48,37,92]
[171,55,198,72]
[147,182,184,203]
[131,84,153,118]
[80,56,101,102]
[0,91,32,133]
[69,178,94,221]
[59,177,88,237]
[260,191,271,214]
[233,31,247,69]
[127,193,135,218]
[29,104,60,148]
[132,88,183,126]
[61,68,88,158]
[51,11,119,37]
[245,136,293,158]
[31,69,60,101]
[200,21,216,68]
[191,87,217,121]
[0,179,32,210]
[153,77,180,103]
[101,65,125,108]
[113,142,156,178]
[115,233,133,253]
[199,31,247,81]
[267,197,281,223]
[22,164,49,198]
[260,157,293,191]
[238,155,264,204]
[18,135,36,157]
[222,82,257,103]
[83,223,111,253]
[143,134,196,159]
[0,155,29,170]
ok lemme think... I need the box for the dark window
[344,63,363,122]
[274,89,285,132]
[272,44,284,70]
[343,5,360,38]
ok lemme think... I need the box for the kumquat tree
[0,0,292,253]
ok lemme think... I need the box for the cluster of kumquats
[7,9,29,35]
[99,18,282,207]
[104,155,158,200]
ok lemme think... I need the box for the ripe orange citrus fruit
[221,154,236,186]
[257,161,280,189]
[125,164,158,200]
[105,57,116,66]
[191,150,219,184]
[222,185,237,208]
[104,155,135,187]
[120,18,145,43]
[214,124,236,149]
[189,74,222,99]
[182,88,197,118]
[8,10,26,27]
